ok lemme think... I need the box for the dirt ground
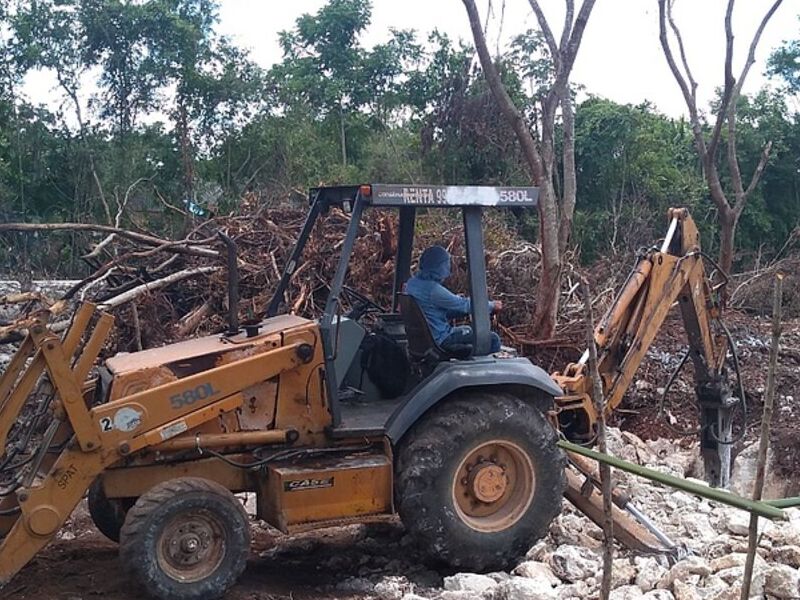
[2,504,438,600]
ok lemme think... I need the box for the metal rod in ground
[580,277,613,600]
[741,273,783,600]
[556,440,786,520]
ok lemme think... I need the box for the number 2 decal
[100,417,113,432]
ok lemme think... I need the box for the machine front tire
[119,477,250,600]
[88,479,133,543]
[395,391,566,572]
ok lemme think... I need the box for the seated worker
[405,245,503,354]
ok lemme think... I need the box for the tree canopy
[0,0,798,279]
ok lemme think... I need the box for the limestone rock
[635,556,668,592]
[672,579,701,600]
[710,552,767,573]
[495,576,557,600]
[375,576,413,600]
[612,559,638,589]
[771,545,800,569]
[438,592,482,600]
[609,584,644,600]
[442,573,497,595]
[658,556,712,590]
[547,545,601,582]
[513,561,561,586]
[642,591,675,600]
[764,564,800,599]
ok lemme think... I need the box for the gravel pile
[341,429,799,600]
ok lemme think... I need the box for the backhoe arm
[553,208,736,487]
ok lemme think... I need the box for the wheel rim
[157,509,226,583]
[452,439,536,532]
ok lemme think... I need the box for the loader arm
[553,208,736,487]
[0,305,314,588]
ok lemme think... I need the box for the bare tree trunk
[463,0,595,339]
[718,206,738,275]
[558,91,576,254]
[658,0,783,277]
[177,101,195,234]
[533,181,561,338]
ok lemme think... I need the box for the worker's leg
[441,326,472,349]
[489,331,501,353]
[441,327,501,353]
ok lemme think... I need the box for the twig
[580,276,613,600]
[740,273,783,600]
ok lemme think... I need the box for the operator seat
[397,293,472,363]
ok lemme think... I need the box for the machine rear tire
[395,391,566,572]
[88,479,132,543]
[119,477,250,600]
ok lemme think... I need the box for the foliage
[0,0,799,278]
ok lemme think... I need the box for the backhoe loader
[0,185,741,599]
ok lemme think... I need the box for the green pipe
[557,440,787,521]
[763,497,800,509]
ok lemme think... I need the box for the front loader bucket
[0,303,113,588]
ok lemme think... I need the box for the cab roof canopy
[309,184,539,209]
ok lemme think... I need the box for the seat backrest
[397,293,441,361]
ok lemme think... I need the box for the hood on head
[417,245,451,281]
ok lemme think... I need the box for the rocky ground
[3,428,799,600]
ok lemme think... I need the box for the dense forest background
[0,0,798,277]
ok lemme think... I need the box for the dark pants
[441,325,502,354]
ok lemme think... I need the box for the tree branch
[98,266,220,310]
[740,141,773,214]
[0,223,219,258]
[527,0,560,63]
[462,0,545,181]
[561,0,596,78]
[560,0,575,51]
[658,0,709,157]
[666,0,697,106]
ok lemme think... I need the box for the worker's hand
[493,300,503,312]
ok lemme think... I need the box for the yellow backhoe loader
[0,185,741,599]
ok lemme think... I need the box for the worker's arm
[431,285,495,317]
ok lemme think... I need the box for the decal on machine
[112,407,143,432]
[160,420,189,441]
[284,477,334,492]
[169,382,220,409]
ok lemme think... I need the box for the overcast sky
[215,0,798,117]
[20,0,799,120]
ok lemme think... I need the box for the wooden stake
[740,273,783,600]
[581,277,613,600]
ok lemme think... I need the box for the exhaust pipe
[217,231,240,336]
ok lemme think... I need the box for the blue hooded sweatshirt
[405,245,495,344]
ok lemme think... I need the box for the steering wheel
[341,286,386,319]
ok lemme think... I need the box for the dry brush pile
[1,199,622,364]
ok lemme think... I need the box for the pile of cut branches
[0,198,623,362]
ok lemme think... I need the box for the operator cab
[265,184,542,437]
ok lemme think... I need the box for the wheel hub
[158,511,225,582]
[470,463,507,502]
[453,440,536,533]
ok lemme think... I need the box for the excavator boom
[553,208,738,487]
